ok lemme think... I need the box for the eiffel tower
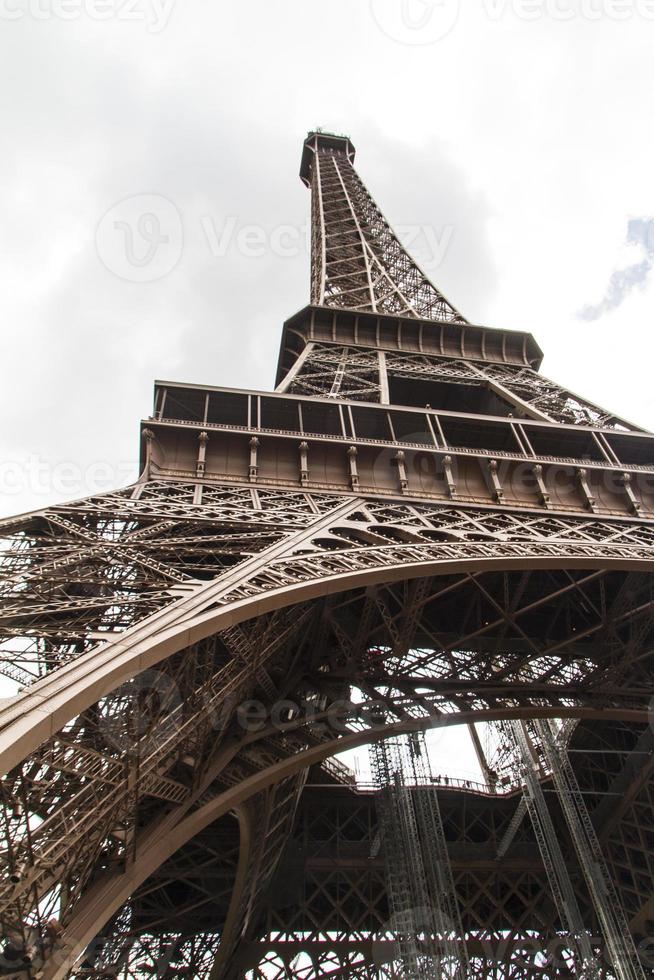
[0,131,653,979]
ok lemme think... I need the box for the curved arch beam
[1,544,653,774]
[207,804,253,980]
[43,703,651,980]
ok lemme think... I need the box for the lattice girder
[2,130,654,979]
[1,482,654,976]
[301,133,466,323]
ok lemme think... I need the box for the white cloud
[579,217,654,319]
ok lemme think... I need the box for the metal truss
[282,340,637,431]
[533,719,646,980]
[370,732,469,978]
[1,130,653,979]
[3,491,653,714]
[303,133,466,323]
[1,485,653,976]
[408,736,469,978]
[504,721,602,978]
[3,486,652,976]
[371,737,443,977]
[238,785,622,979]
[71,893,224,978]
[474,362,635,430]
[282,344,383,402]
[0,482,341,686]
[383,352,635,429]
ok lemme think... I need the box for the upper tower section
[300,130,467,324]
[147,130,649,516]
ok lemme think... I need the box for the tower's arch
[1,132,653,979]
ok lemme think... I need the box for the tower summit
[300,128,467,322]
[299,130,356,184]
[0,132,652,979]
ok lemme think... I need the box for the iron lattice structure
[0,131,653,979]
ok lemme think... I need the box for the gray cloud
[0,14,498,516]
[578,217,654,321]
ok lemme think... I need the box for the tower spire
[300,130,467,324]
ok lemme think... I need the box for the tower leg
[534,719,646,980]
[507,721,602,979]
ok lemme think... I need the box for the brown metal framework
[0,131,653,978]
[300,132,466,323]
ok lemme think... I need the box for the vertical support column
[298,441,309,487]
[378,350,390,404]
[620,473,642,516]
[141,428,154,480]
[370,736,450,979]
[507,721,602,979]
[577,468,598,513]
[534,719,646,980]
[487,459,504,504]
[409,734,470,979]
[370,732,470,978]
[532,464,552,509]
[468,722,496,790]
[442,455,458,499]
[196,431,209,479]
[347,446,360,491]
[393,451,408,494]
[248,437,259,483]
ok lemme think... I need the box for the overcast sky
[1,1,653,517]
